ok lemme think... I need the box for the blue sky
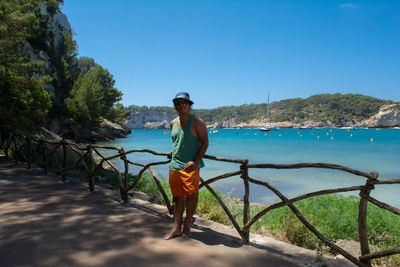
[61,0,399,109]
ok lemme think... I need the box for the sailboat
[260,93,277,132]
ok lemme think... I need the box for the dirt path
[0,158,353,267]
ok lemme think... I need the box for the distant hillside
[196,94,393,124]
[127,94,399,129]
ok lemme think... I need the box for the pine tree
[65,64,125,128]
[0,0,54,124]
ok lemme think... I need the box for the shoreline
[127,126,400,130]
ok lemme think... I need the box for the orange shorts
[169,169,200,197]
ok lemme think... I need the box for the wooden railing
[1,132,399,267]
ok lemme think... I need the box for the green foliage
[54,32,79,97]
[0,0,130,133]
[197,189,231,223]
[65,64,124,127]
[107,103,132,125]
[264,94,389,125]
[77,57,96,75]
[102,170,170,204]
[0,0,54,124]
[129,172,161,200]
[65,67,104,126]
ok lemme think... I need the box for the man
[164,92,209,240]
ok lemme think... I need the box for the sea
[96,128,400,208]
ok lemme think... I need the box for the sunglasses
[174,101,189,106]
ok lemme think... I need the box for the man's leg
[164,196,185,240]
[183,193,198,236]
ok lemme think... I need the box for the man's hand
[184,161,196,172]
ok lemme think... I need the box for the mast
[267,93,270,122]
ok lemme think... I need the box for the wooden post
[27,137,32,169]
[62,140,67,182]
[120,148,129,204]
[42,141,48,175]
[149,166,172,213]
[13,137,18,165]
[200,177,248,242]
[358,172,378,267]
[241,159,250,242]
[4,133,10,159]
[87,145,95,192]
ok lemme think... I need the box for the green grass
[100,169,172,204]
[252,194,399,246]
[230,194,400,266]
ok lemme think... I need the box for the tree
[0,0,54,124]
[108,103,132,125]
[65,64,124,127]
[77,57,96,75]
[52,32,79,104]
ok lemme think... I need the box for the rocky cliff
[126,104,400,129]
[358,104,400,128]
[26,7,72,103]
[47,118,130,142]
[126,108,176,129]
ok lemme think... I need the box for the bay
[96,128,400,208]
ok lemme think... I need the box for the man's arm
[184,118,209,172]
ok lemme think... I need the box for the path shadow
[126,201,245,248]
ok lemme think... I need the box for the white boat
[260,126,272,132]
[260,93,278,132]
[209,128,218,134]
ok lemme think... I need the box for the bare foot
[164,229,182,240]
[182,227,190,237]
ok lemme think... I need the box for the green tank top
[169,115,205,171]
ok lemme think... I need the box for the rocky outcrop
[95,119,131,140]
[207,118,239,128]
[358,104,400,128]
[126,108,176,129]
[47,118,131,142]
[26,8,72,102]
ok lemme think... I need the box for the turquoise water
[96,128,400,208]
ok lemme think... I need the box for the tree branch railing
[1,132,399,267]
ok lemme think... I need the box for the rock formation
[126,108,176,129]
[48,118,131,142]
[358,104,400,128]
[26,8,73,103]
